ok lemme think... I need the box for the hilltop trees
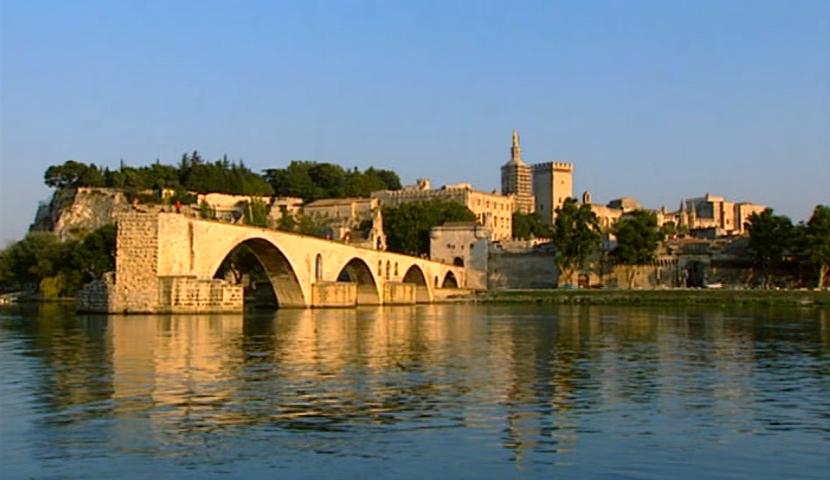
[263,161,401,201]
[551,198,601,286]
[43,152,274,198]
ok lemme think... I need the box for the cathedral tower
[500,129,535,214]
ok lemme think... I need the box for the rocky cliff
[30,188,135,240]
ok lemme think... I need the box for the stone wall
[488,250,559,289]
[76,278,114,313]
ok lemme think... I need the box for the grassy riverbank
[464,289,830,308]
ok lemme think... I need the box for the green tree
[72,224,116,279]
[199,200,216,219]
[551,198,601,286]
[44,160,95,189]
[804,205,830,288]
[263,161,401,201]
[382,200,476,256]
[512,212,553,240]
[612,209,665,288]
[242,198,271,228]
[746,208,793,288]
[0,226,117,296]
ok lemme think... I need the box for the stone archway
[212,238,306,307]
[402,265,431,303]
[336,258,381,305]
[441,271,459,289]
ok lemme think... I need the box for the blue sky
[2,0,828,244]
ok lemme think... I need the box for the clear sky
[2,0,829,244]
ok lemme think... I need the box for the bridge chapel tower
[500,129,535,214]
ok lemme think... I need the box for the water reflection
[2,304,829,477]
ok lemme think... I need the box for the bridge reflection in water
[11,305,830,477]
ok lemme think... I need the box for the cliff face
[30,188,134,240]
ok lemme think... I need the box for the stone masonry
[78,212,471,313]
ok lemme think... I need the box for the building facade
[677,194,766,236]
[500,130,535,214]
[302,197,386,250]
[372,180,514,241]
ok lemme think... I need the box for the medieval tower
[532,161,573,225]
[500,129,535,214]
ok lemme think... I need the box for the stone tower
[532,161,573,225]
[500,129,535,214]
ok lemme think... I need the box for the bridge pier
[311,282,358,308]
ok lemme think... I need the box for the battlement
[532,161,573,172]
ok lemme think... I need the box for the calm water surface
[1,304,829,479]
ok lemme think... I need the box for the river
[1,304,828,479]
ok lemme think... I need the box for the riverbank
[461,288,830,308]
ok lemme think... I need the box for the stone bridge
[79,213,470,313]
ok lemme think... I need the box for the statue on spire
[510,129,522,164]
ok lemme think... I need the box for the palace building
[499,129,574,224]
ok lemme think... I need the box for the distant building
[581,191,766,238]
[675,194,766,236]
[196,193,303,224]
[500,130,534,214]
[429,222,491,289]
[372,180,514,241]
[302,197,386,250]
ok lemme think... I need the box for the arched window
[385,260,391,280]
[315,254,323,281]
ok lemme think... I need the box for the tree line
[746,205,830,288]
[43,155,402,203]
[44,152,273,198]
[0,225,116,297]
[263,161,401,201]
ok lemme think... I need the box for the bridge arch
[211,237,306,307]
[441,271,459,289]
[402,264,432,303]
[336,258,381,305]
